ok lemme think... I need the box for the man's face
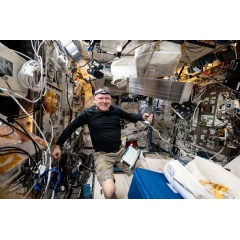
[93,93,112,112]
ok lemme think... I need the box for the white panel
[0,43,28,97]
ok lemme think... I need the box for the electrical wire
[192,80,218,103]
[23,180,37,199]
[107,40,156,64]
[12,50,33,60]
[18,60,43,92]
[0,77,11,90]
[18,41,45,93]
[190,100,202,126]
[0,86,43,104]
[234,45,238,60]
[0,41,46,104]
[39,168,61,199]
[78,60,91,68]
[159,147,179,160]
[15,111,34,119]
[2,92,50,152]
[41,153,52,199]
[185,43,206,53]
[183,44,193,65]
[138,121,195,158]
[234,113,240,121]
[0,117,42,157]
[0,148,39,172]
[227,155,238,162]
[14,119,42,161]
[147,126,154,151]
[80,161,95,171]
[0,123,14,137]
[51,169,61,199]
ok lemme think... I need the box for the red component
[126,140,138,147]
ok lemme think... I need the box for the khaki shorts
[93,147,141,186]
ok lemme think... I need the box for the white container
[139,150,173,172]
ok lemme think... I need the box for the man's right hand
[51,145,61,159]
[142,113,153,125]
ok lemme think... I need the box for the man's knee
[101,178,117,199]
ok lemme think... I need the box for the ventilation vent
[127,78,193,103]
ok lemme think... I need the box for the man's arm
[119,107,153,124]
[51,112,88,159]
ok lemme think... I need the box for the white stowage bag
[163,156,240,199]
[110,56,135,88]
[134,41,182,78]
[164,159,214,199]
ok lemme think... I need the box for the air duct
[127,78,193,103]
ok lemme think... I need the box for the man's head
[93,87,112,112]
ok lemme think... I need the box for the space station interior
[1,40,240,199]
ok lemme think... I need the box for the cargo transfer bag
[163,156,240,199]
